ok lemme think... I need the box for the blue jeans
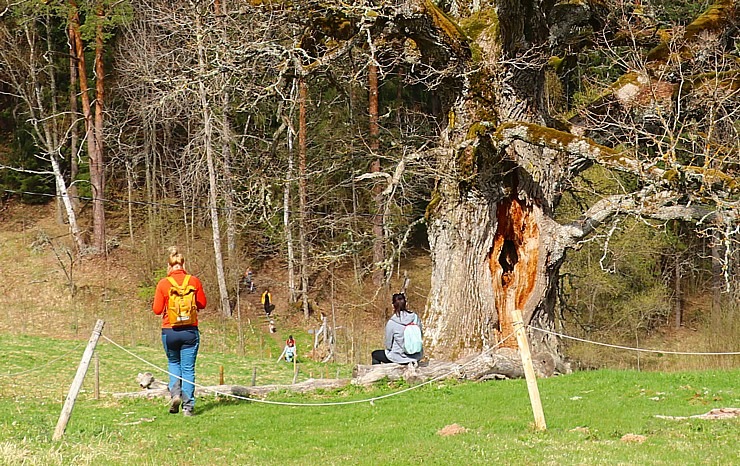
[161,328,200,410]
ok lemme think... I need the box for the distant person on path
[371,293,423,365]
[261,288,273,317]
[241,268,255,293]
[152,246,207,417]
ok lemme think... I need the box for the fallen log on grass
[113,378,350,399]
[352,348,558,386]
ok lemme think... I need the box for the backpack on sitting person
[167,275,198,327]
[403,318,423,354]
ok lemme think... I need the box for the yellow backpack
[166,275,198,327]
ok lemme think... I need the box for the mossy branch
[492,121,645,177]
[562,188,730,244]
[491,121,740,192]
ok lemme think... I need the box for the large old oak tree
[300,0,739,370]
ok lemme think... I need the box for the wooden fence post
[53,319,105,441]
[510,308,547,431]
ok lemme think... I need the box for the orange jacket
[152,269,207,328]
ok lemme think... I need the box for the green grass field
[0,332,738,465]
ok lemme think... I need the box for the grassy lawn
[0,333,738,465]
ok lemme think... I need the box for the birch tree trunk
[1,13,86,252]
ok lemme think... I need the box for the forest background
[0,0,739,371]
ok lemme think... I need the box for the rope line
[529,326,740,355]
[101,332,517,407]
[0,342,84,378]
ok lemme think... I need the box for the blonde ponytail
[167,246,185,267]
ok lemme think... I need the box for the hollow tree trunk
[424,0,566,367]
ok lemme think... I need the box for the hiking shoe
[183,408,194,417]
[169,396,181,414]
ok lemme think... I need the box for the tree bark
[423,0,567,364]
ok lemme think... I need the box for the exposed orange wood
[490,196,540,348]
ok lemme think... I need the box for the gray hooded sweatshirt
[384,310,423,364]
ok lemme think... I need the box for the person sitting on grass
[371,293,423,366]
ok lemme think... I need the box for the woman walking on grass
[152,246,207,417]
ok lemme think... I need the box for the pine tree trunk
[70,3,98,253]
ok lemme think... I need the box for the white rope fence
[101,332,518,407]
[529,326,740,355]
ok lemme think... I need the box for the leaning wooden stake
[510,308,547,431]
[53,319,105,441]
